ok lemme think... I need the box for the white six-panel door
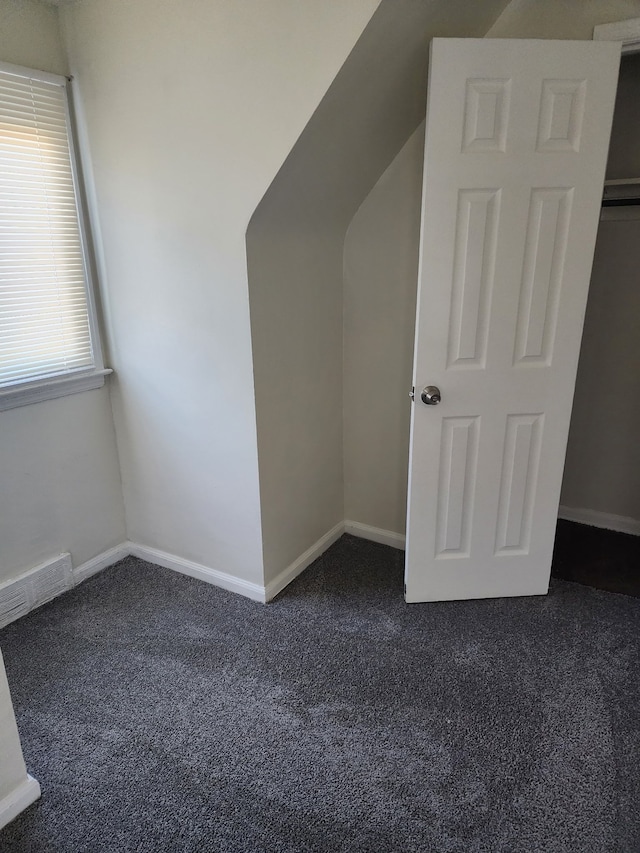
[405,39,620,602]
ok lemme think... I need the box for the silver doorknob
[421,385,441,405]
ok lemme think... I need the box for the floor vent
[0,554,73,629]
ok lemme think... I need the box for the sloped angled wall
[247,0,512,583]
[60,0,381,588]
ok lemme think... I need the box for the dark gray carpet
[0,535,639,853]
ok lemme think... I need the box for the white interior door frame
[593,17,640,53]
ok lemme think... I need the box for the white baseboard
[264,522,345,602]
[0,774,40,831]
[73,543,130,586]
[3,518,408,623]
[558,505,640,537]
[344,520,406,550]
[128,542,267,603]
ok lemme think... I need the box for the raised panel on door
[405,39,620,603]
[494,413,544,554]
[435,416,480,557]
[448,189,500,369]
[513,188,573,365]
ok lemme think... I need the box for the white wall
[0,0,65,74]
[343,126,424,535]
[0,0,126,586]
[59,0,382,586]
[1,391,126,584]
[247,220,345,580]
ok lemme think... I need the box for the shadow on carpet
[0,534,639,852]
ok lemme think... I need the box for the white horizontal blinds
[0,68,94,387]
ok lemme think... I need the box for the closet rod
[602,178,640,207]
[602,197,640,207]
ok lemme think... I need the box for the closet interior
[554,51,640,595]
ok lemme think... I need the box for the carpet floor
[0,535,639,852]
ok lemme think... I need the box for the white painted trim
[73,543,130,586]
[0,775,41,831]
[344,520,406,550]
[128,543,267,603]
[594,17,640,54]
[0,59,66,86]
[558,506,640,536]
[264,522,345,602]
[0,369,112,412]
[2,519,408,622]
[65,78,107,377]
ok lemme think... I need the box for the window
[0,61,109,411]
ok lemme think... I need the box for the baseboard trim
[128,542,266,603]
[264,522,345,602]
[558,506,640,537]
[4,518,408,622]
[73,543,130,586]
[344,520,406,550]
[0,775,40,831]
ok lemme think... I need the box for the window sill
[0,368,113,412]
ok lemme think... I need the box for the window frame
[0,60,110,412]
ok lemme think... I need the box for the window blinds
[0,66,94,387]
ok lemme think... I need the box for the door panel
[405,39,620,603]
[435,415,479,557]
